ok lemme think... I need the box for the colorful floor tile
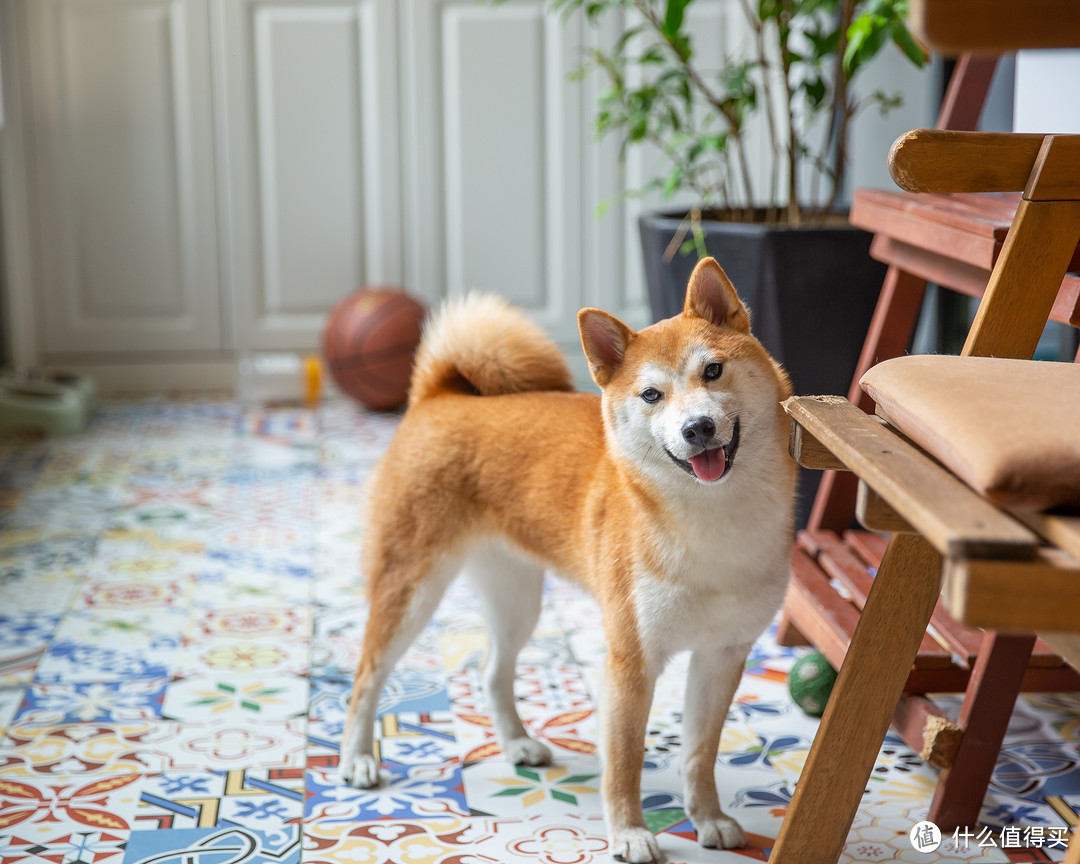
[0,397,1077,864]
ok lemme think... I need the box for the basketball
[322,288,427,411]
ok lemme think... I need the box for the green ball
[788,651,837,717]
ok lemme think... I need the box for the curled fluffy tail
[409,293,573,406]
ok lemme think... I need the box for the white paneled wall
[215,0,402,351]
[25,0,223,354]
[0,0,930,390]
[404,0,585,344]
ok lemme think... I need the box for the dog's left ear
[578,308,635,388]
[683,257,750,333]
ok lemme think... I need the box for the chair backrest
[889,130,1080,360]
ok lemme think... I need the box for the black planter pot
[639,210,887,526]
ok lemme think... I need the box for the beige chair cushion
[860,355,1080,512]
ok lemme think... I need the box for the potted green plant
[500,0,926,402]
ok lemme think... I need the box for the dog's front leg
[681,642,751,849]
[602,650,660,864]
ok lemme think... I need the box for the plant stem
[632,0,755,207]
[819,0,855,219]
[738,0,782,218]
[776,0,801,224]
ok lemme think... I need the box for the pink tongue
[688,447,726,482]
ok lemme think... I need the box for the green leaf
[613,24,643,57]
[890,21,927,67]
[758,0,782,20]
[844,13,889,74]
[803,76,826,108]
[493,787,531,797]
[662,165,683,198]
[663,0,690,38]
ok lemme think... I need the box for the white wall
[0,0,935,392]
[1014,49,1080,133]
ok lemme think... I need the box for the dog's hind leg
[466,543,552,767]
[339,553,461,789]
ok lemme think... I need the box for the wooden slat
[853,189,1016,241]
[869,236,992,296]
[890,130,1047,195]
[829,527,983,666]
[944,548,1080,632]
[963,198,1080,358]
[1020,664,1080,691]
[843,534,1063,668]
[786,547,860,672]
[844,530,888,569]
[910,0,1080,53]
[870,236,1080,327]
[904,660,1080,694]
[793,527,1071,682]
[893,694,961,770]
[1015,512,1080,562]
[851,193,1002,271]
[857,482,914,534]
[783,395,1038,560]
[789,421,846,471]
[1039,633,1080,673]
[805,530,954,669]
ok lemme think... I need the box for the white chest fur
[630,480,792,671]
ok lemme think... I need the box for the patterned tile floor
[0,398,1078,864]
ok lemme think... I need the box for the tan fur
[343,259,797,863]
[408,292,573,405]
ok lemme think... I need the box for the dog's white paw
[339,752,381,789]
[610,826,662,863]
[504,736,553,766]
[694,814,746,849]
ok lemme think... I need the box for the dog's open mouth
[666,417,740,482]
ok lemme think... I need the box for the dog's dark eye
[640,388,662,404]
[703,362,723,381]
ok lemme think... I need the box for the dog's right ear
[578,308,635,388]
[684,257,751,333]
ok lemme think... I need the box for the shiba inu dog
[339,258,797,863]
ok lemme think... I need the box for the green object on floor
[789,650,837,717]
[0,374,96,437]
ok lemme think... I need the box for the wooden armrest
[889,130,1080,200]
[783,395,1038,560]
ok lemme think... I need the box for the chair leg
[1066,827,1080,864]
[771,534,942,864]
[928,632,1036,831]
[775,610,810,647]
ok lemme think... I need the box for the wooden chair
[776,52,1080,834]
[770,129,1080,863]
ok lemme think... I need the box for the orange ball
[322,288,426,410]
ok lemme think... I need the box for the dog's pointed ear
[683,257,750,333]
[578,308,635,388]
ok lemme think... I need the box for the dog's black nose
[682,416,716,444]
